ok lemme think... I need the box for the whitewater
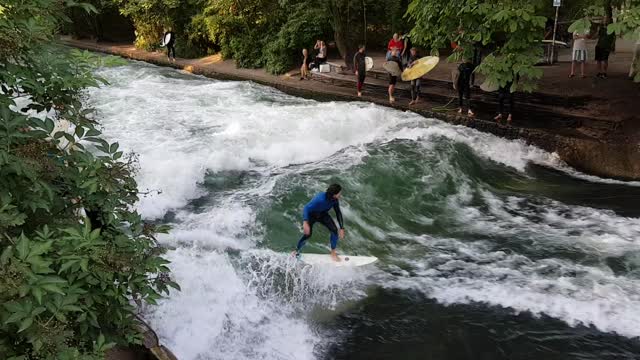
[87,61,640,360]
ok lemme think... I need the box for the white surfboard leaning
[299,254,378,267]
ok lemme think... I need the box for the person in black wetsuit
[407,47,421,105]
[163,29,176,62]
[388,49,402,104]
[294,184,345,262]
[457,58,475,117]
[495,81,514,124]
[353,45,367,97]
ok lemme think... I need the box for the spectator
[569,29,589,78]
[407,47,421,105]
[457,57,475,117]
[401,32,412,66]
[387,33,404,60]
[310,40,327,70]
[353,44,367,97]
[631,35,640,80]
[595,16,615,79]
[494,81,514,124]
[300,48,310,80]
[388,49,402,103]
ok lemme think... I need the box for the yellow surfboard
[401,56,440,81]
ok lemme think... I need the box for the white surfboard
[299,254,378,267]
[161,33,172,47]
[365,56,374,71]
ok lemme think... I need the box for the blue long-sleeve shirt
[302,192,344,228]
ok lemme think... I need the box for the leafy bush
[1,1,177,358]
[264,5,332,74]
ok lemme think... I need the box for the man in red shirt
[387,33,404,60]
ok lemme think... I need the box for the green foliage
[264,5,332,74]
[568,18,592,34]
[1,0,177,358]
[407,0,547,92]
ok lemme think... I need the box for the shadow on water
[321,288,640,360]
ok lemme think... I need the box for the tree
[407,0,548,92]
[0,0,177,358]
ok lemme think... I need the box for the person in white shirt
[570,30,589,78]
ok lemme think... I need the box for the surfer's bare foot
[458,108,463,114]
[389,97,395,104]
[507,114,512,123]
[409,100,415,105]
[330,250,342,262]
[468,110,475,118]
[494,114,502,122]
[357,92,362,97]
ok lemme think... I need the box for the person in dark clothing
[407,47,421,105]
[163,29,176,62]
[353,45,367,97]
[494,81,514,123]
[294,184,345,262]
[388,49,402,104]
[457,59,475,117]
[595,16,615,79]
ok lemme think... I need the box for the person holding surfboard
[353,45,367,97]
[387,49,402,104]
[163,29,176,62]
[293,184,345,262]
[407,48,421,105]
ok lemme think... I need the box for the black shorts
[595,46,610,61]
[389,75,397,85]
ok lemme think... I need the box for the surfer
[163,29,176,62]
[407,47,421,105]
[457,57,475,117]
[353,45,367,97]
[293,184,345,262]
[388,49,402,104]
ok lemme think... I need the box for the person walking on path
[163,29,176,62]
[353,45,367,97]
[407,48,421,105]
[401,32,412,66]
[494,81,514,124]
[570,30,589,78]
[629,34,639,81]
[387,33,404,60]
[388,49,402,104]
[300,48,310,80]
[595,17,615,79]
[457,58,475,117]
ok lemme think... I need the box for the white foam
[145,248,317,360]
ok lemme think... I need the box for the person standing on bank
[300,48,310,80]
[570,29,589,78]
[353,45,367,97]
[407,47,421,105]
[294,184,346,262]
[163,28,176,62]
[494,81,514,124]
[595,16,615,79]
[457,57,475,117]
[388,49,402,104]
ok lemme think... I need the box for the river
[88,61,640,360]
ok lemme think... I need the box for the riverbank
[60,37,640,181]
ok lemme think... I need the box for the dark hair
[326,183,342,198]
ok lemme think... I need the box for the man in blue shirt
[294,183,345,262]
